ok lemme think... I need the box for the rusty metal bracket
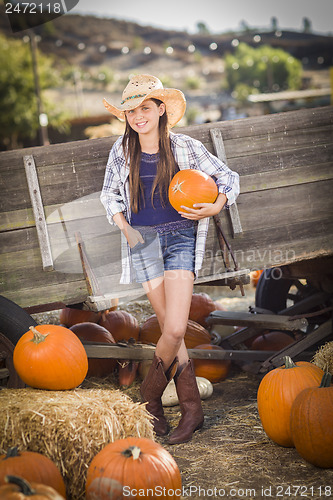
[213,215,246,296]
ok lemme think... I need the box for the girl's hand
[179,193,228,220]
[125,226,145,248]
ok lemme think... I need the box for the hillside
[1,5,332,145]
[1,5,333,72]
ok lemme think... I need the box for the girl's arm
[179,193,227,220]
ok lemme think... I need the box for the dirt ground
[33,285,333,500]
[156,369,333,500]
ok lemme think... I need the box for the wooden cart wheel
[255,268,330,325]
[255,268,296,313]
[0,295,37,345]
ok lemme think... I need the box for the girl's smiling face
[125,99,165,135]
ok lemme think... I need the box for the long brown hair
[122,99,177,213]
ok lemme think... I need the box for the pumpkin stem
[5,475,36,495]
[172,179,185,194]
[122,445,141,460]
[319,372,332,388]
[5,447,19,459]
[283,356,297,369]
[29,326,48,344]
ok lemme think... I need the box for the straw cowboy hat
[103,74,186,127]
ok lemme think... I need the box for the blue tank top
[131,152,183,226]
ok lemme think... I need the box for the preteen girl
[101,74,239,444]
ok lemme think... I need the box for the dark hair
[122,99,177,213]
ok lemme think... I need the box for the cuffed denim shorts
[130,223,197,283]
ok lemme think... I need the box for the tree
[225,42,302,97]
[196,22,210,34]
[302,17,312,33]
[271,17,278,31]
[0,34,68,149]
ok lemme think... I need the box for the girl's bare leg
[140,270,203,443]
[142,269,194,370]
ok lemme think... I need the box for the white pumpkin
[162,377,213,406]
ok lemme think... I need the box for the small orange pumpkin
[0,475,65,500]
[290,372,333,468]
[86,437,181,499]
[70,322,117,378]
[99,310,140,342]
[257,356,324,447]
[140,315,211,349]
[59,307,102,327]
[118,361,139,388]
[0,448,66,496]
[13,325,88,390]
[193,344,231,383]
[250,331,296,351]
[0,475,65,499]
[189,293,220,327]
[168,169,218,212]
[250,269,264,287]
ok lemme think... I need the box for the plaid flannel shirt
[100,131,240,284]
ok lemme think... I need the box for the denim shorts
[130,224,197,283]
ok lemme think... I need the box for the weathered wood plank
[240,161,333,193]
[2,154,332,233]
[2,280,89,310]
[83,343,288,361]
[1,115,332,215]
[207,310,308,330]
[1,106,331,170]
[229,142,333,176]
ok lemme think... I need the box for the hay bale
[312,341,333,375]
[0,386,154,500]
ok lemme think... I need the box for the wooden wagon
[1,105,332,382]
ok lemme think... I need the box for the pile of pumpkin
[11,290,310,392]
[13,292,233,390]
[257,355,333,469]
[0,437,182,499]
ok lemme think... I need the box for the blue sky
[71,0,333,34]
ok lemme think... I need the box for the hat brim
[103,88,186,127]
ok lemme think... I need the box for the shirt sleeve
[100,139,127,225]
[194,139,240,208]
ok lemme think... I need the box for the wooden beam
[210,128,243,235]
[207,310,308,331]
[23,155,53,271]
[83,342,315,363]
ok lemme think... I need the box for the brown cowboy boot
[140,354,178,436]
[168,359,204,444]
